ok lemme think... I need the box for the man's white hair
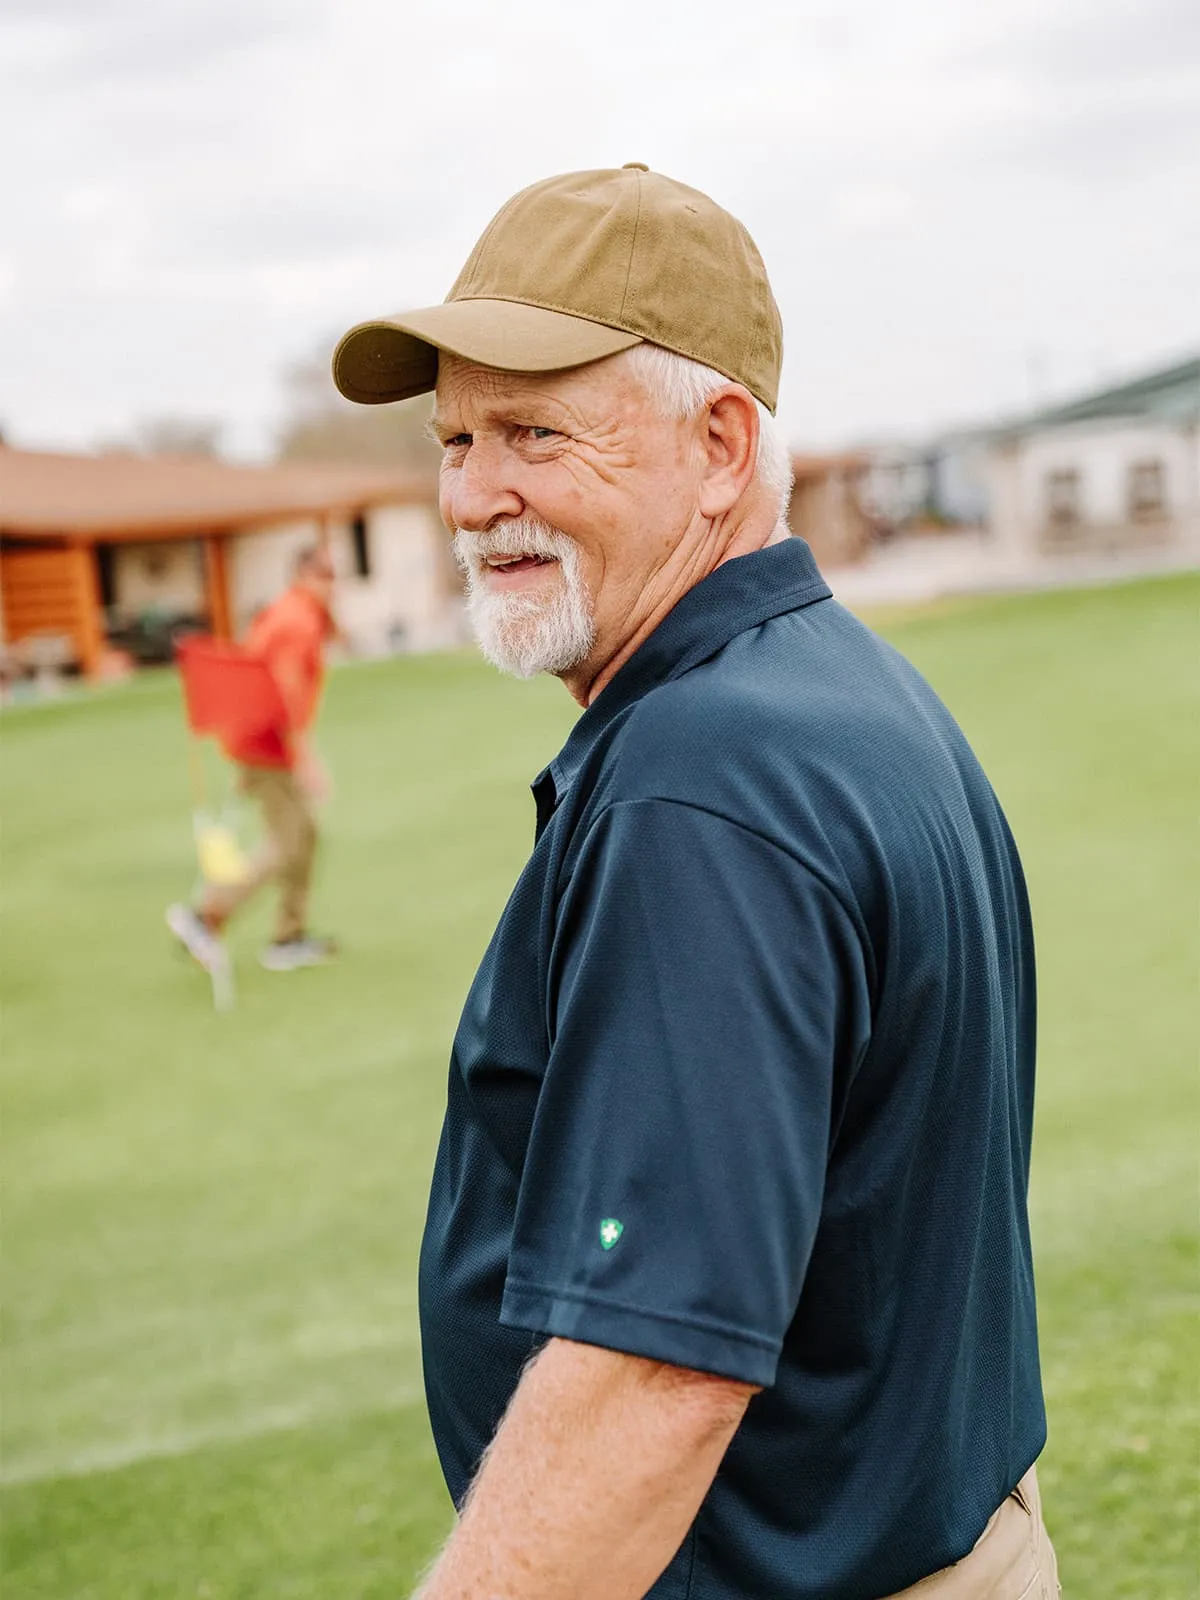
[622,344,794,526]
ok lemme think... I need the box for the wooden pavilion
[0,447,434,675]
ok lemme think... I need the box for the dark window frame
[350,513,371,578]
[1044,468,1082,527]
[1127,459,1166,520]
[96,544,118,610]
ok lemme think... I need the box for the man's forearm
[414,1337,755,1600]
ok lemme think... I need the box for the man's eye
[443,434,471,449]
[525,426,558,441]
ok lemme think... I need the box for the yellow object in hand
[196,822,250,886]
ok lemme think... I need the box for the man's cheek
[438,465,459,533]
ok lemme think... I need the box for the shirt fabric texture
[418,538,1046,1600]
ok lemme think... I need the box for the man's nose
[446,440,524,533]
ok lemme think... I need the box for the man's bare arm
[414,1337,758,1600]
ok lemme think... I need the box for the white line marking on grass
[0,1384,424,1488]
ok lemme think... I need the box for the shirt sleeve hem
[500,1280,781,1387]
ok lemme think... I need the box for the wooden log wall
[0,544,103,673]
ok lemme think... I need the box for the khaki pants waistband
[885,1465,1060,1598]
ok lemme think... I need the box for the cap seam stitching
[618,171,644,320]
[447,293,646,333]
[450,191,523,299]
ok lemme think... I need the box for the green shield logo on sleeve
[599,1218,624,1251]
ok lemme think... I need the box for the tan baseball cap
[332,164,783,413]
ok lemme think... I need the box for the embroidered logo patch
[599,1218,624,1251]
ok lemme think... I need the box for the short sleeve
[500,797,870,1386]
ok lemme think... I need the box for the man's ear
[696,387,760,519]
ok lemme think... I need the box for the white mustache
[453,517,596,678]
[452,518,578,571]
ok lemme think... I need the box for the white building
[983,357,1200,564]
[229,502,459,656]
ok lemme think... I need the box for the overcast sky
[2,0,1197,459]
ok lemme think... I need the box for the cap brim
[332,299,644,406]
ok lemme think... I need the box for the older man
[334,166,1057,1599]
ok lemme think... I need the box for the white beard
[453,517,596,679]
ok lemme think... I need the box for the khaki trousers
[203,766,318,943]
[887,1467,1059,1598]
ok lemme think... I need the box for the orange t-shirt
[227,586,333,768]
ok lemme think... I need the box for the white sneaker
[166,904,234,1010]
[259,936,338,972]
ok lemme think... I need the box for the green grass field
[2,575,1196,1598]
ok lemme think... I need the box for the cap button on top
[622,162,649,171]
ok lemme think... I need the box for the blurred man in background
[167,545,338,975]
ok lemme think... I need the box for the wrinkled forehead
[433,349,641,426]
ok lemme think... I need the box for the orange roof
[0,447,433,542]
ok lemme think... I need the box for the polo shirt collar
[533,539,831,821]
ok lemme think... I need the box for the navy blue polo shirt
[419,538,1045,1599]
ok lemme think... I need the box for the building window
[1044,469,1081,527]
[96,545,118,611]
[1128,460,1166,520]
[350,513,371,578]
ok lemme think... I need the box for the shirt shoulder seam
[581,794,863,932]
